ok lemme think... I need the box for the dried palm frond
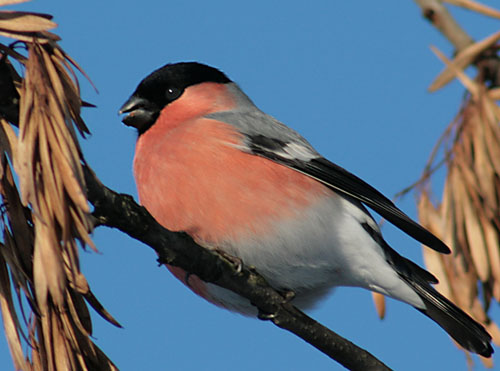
[416,89,500,367]
[0,1,118,370]
[412,37,500,369]
[443,0,500,19]
[375,2,500,367]
[429,30,500,93]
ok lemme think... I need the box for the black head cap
[119,62,232,134]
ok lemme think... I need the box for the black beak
[119,95,159,133]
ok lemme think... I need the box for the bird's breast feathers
[133,114,417,309]
[134,115,331,244]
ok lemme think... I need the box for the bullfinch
[119,62,493,357]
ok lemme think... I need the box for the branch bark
[84,165,391,371]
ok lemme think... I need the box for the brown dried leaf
[0,0,30,5]
[34,219,66,308]
[38,120,66,227]
[0,43,26,64]
[481,93,500,129]
[41,48,67,108]
[1,159,33,262]
[1,230,31,303]
[439,168,453,236]
[50,60,81,106]
[32,233,48,315]
[417,50,500,368]
[54,66,90,135]
[485,322,500,346]
[371,292,386,319]
[482,214,500,286]
[470,296,488,323]
[0,14,119,370]
[488,87,500,101]
[51,312,71,371]
[443,0,500,19]
[429,31,500,92]
[418,191,452,296]
[39,306,54,369]
[0,119,17,160]
[431,46,480,98]
[83,289,122,328]
[69,206,94,250]
[66,289,92,335]
[424,247,455,299]
[481,102,500,175]
[455,166,490,282]
[17,52,41,207]
[53,45,97,93]
[73,271,89,294]
[0,254,26,370]
[449,166,468,256]
[52,146,89,213]
[0,29,58,43]
[480,353,494,368]
[493,280,500,302]
[61,241,82,290]
[0,11,56,32]
[471,112,497,208]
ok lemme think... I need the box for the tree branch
[0,50,389,371]
[84,165,391,371]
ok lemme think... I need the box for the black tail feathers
[384,244,494,357]
[406,277,493,357]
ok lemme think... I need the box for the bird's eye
[165,87,182,101]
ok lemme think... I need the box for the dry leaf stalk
[416,91,500,367]
[0,2,118,370]
[383,1,500,367]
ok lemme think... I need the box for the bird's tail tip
[412,282,494,357]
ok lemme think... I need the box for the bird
[119,61,493,357]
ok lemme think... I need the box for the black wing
[247,134,450,254]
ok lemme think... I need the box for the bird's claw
[257,289,295,321]
[257,309,276,320]
[216,249,243,274]
[280,289,296,303]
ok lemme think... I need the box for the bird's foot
[279,289,296,303]
[256,289,295,321]
[257,309,276,320]
[215,249,243,274]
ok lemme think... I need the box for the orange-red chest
[133,116,328,245]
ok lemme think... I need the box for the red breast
[133,83,329,304]
[134,83,328,244]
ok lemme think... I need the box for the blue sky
[1,1,499,370]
